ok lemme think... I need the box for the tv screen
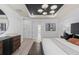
[71,23,79,34]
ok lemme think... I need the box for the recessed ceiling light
[42,4,48,9]
[50,10,55,14]
[43,12,47,15]
[51,5,57,9]
[37,9,43,13]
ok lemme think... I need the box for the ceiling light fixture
[42,4,48,9]
[51,5,57,9]
[43,12,47,15]
[49,10,55,14]
[37,9,43,13]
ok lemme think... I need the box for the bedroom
[0,4,79,55]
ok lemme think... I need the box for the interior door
[23,20,33,39]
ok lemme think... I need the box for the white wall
[23,18,62,41]
[0,5,23,41]
[23,20,33,38]
[60,8,79,35]
[41,19,61,38]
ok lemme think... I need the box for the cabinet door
[0,41,3,55]
[12,36,21,52]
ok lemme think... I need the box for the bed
[42,38,79,55]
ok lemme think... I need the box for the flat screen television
[71,23,79,34]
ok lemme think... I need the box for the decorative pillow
[73,34,79,39]
[68,38,79,46]
[63,32,73,40]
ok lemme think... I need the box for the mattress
[42,38,79,55]
[42,38,67,55]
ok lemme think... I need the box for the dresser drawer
[13,43,20,52]
[0,41,3,48]
[0,41,3,55]
[13,40,20,44]
[0,49,3,55]
[12,37,20,41]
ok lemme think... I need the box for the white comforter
[42,38,79,55]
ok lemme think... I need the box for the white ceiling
[57,4,79,19]
[7,4,79,19]
[8,4,28,17]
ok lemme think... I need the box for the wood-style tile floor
[12,38,34,55]
[28,42,43,55]
[12,38,43,55]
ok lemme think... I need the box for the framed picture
[45,23,56,31]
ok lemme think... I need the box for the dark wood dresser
[0,35,21,55]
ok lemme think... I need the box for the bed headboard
[71,23,79,34]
